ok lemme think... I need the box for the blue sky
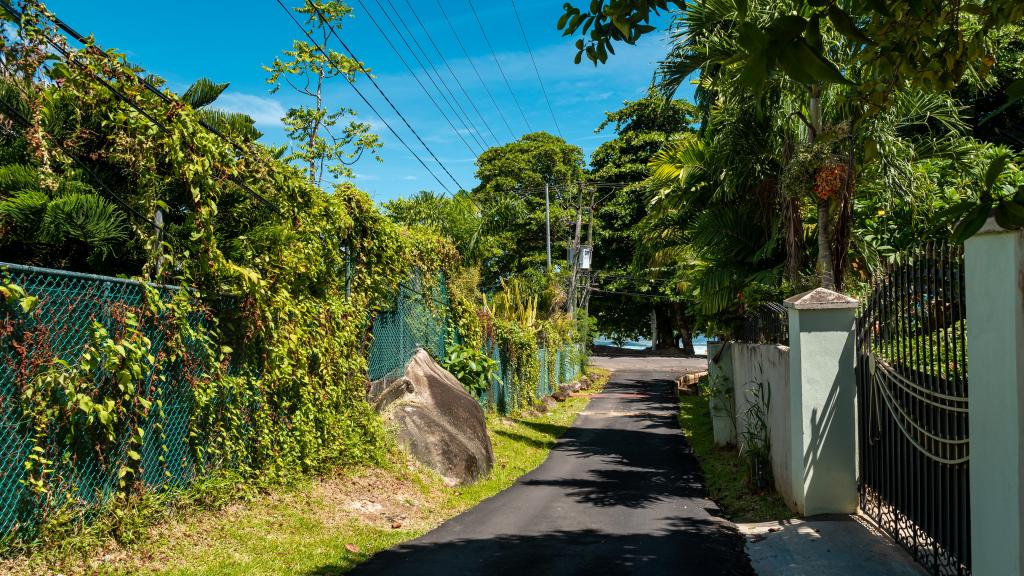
[45,1,688,203]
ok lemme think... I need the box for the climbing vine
[0,1,456,550]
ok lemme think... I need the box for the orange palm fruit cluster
[813,163,848,200]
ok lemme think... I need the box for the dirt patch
[311,465,437,532]
[1,456,448,576]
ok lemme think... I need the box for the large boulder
[367,349,494,485]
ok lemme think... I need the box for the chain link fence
[0,262,202,536]
[367,275,584,413]
[0,262,586,538]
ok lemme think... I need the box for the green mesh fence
[0,263,585,538]
[0,262,202,537]
[367,275,449,382]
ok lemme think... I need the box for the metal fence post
[965,219,1024,576]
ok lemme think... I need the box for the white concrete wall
[707,341,737,446]
[729,343,794,510]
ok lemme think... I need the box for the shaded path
[348,359,753,576]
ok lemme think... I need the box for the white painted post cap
[783,287,858,310]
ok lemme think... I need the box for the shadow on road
[337,364,751,576]
[332,518,753,576]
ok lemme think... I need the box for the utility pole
[545,182,552,271]
[567,182,584,316]
[581,186,595,314]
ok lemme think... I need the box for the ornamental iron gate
[856,242,970,575]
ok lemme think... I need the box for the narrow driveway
[351,356,753,576]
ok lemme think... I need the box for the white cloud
[354,173,381,181]
[213,92,286,127]
[402,175,418,181]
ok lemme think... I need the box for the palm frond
[39,193,128,256]
[0,163,39,194]
[182,78,230,109]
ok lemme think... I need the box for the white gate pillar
[785,287,859,516]
[965,220,1024,576]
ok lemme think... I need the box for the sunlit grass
[124,368,610,576]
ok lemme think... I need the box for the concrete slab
[739,515,927,576]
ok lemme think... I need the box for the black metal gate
[856,242,970,575]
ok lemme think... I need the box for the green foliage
[265,0,381,185]
[472,132,585,287]
[0,1,443,553]
[443,343,498,396]
[384,191,493,266]
[0,165,130,269]
[589,92,698,344]
[558,1,683,65]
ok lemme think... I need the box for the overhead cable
[356,0,482,157]
[402,0,501,147]
[277,0,462,193]
[465,0,533,133]
[377,0,489,152]
[0,97,158,231]
[433,0,516,140]
[510,0,562,138]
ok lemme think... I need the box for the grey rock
[536,396,557,411]
[368,349,494,485]
[553,383,575,401]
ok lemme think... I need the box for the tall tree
[266,0,381,187]
[472,132,585,288]
[589,92,698,350]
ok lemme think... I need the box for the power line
[510,0,562,138]
[465,0,533,133]
[299,0,467,192]
[591,288,675,299]
[0,0,284,213]
[354,0,481,158]
[277,0,463,193]
[401,0,501,148]
[0,97,158,231]
[433,0,516,140]
[377,0,489,153]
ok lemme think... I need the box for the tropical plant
[443,343,498,396]
[265,0,381,186]
[0,164,129,269]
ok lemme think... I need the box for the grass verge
[677,392,793,523]
[7,368,609,576]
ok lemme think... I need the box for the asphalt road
[350,357,753,576]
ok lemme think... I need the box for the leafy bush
[443,343,498,396]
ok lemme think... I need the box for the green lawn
[15,369,608,576]
[677,392,793,523]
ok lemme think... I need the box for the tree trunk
[808,83,835,290]
[817,197,835,290]
[655,306,675,350]
[671,301,695,355]
[830,138,856,291]
[783,194,803,284]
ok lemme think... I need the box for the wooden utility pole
[581,185,595,314]
[545,182,552,271]
[567,182,584,316]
